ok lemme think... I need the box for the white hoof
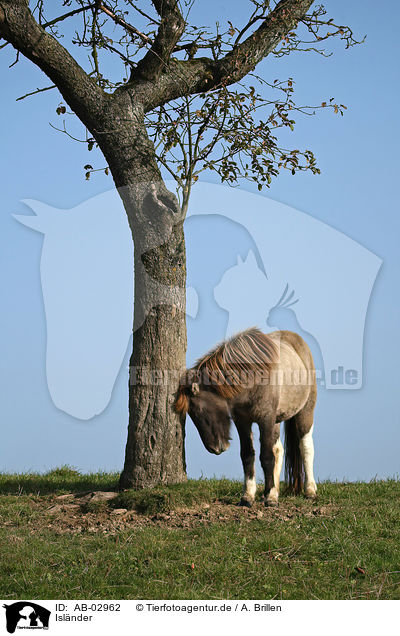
[305,483,317,499]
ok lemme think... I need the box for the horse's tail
[284,419,304,494]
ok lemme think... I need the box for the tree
[0,0,359,489]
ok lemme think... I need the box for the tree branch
[213,0,315,87]
[99,2,153,47]
[0,0,106,130]
[16,83,55,101]
[135,0,185,82]
[130,0,315,112]
[42,3,97,30]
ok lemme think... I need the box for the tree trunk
[120,218,187,489]
[95,101,187,489]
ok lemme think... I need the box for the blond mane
[175,328,279,414]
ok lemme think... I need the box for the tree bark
[120,221,187,489]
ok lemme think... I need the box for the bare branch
[9,49,18,67]
[99,2,153,47]
[49,120,88,143]
[0,0,106,131]
[99,39,135,70]
[42,4,97,30]
[232,5,265,47]
[129,3,160,26]
[16,83,55,101]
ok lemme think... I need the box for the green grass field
[0,468,398,600]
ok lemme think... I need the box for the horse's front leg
[233,414,256,507]
[259,420,283,507]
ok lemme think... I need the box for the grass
[0,467,398,600]
[0,466,119,495]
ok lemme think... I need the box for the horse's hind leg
[300,424,317,499]
[233,414,256,507]
[295,410,317,499]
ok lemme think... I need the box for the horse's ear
[14,200,57,234]
[191,382,200,395]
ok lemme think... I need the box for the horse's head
[13,194,133,420]
[175,378,231,455]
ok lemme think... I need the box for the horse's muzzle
[208,441,230,455]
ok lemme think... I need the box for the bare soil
[5,490,337,536]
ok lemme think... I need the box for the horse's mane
[175,328,279,414]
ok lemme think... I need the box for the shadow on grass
[113,478,243,514]
[0,466,120,495]
[0,467,243,509]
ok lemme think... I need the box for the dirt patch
[30,491,337,535]
[0,490,337,536]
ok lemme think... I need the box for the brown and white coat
[175,328,317,506]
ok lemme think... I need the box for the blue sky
[0,1,399,481]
